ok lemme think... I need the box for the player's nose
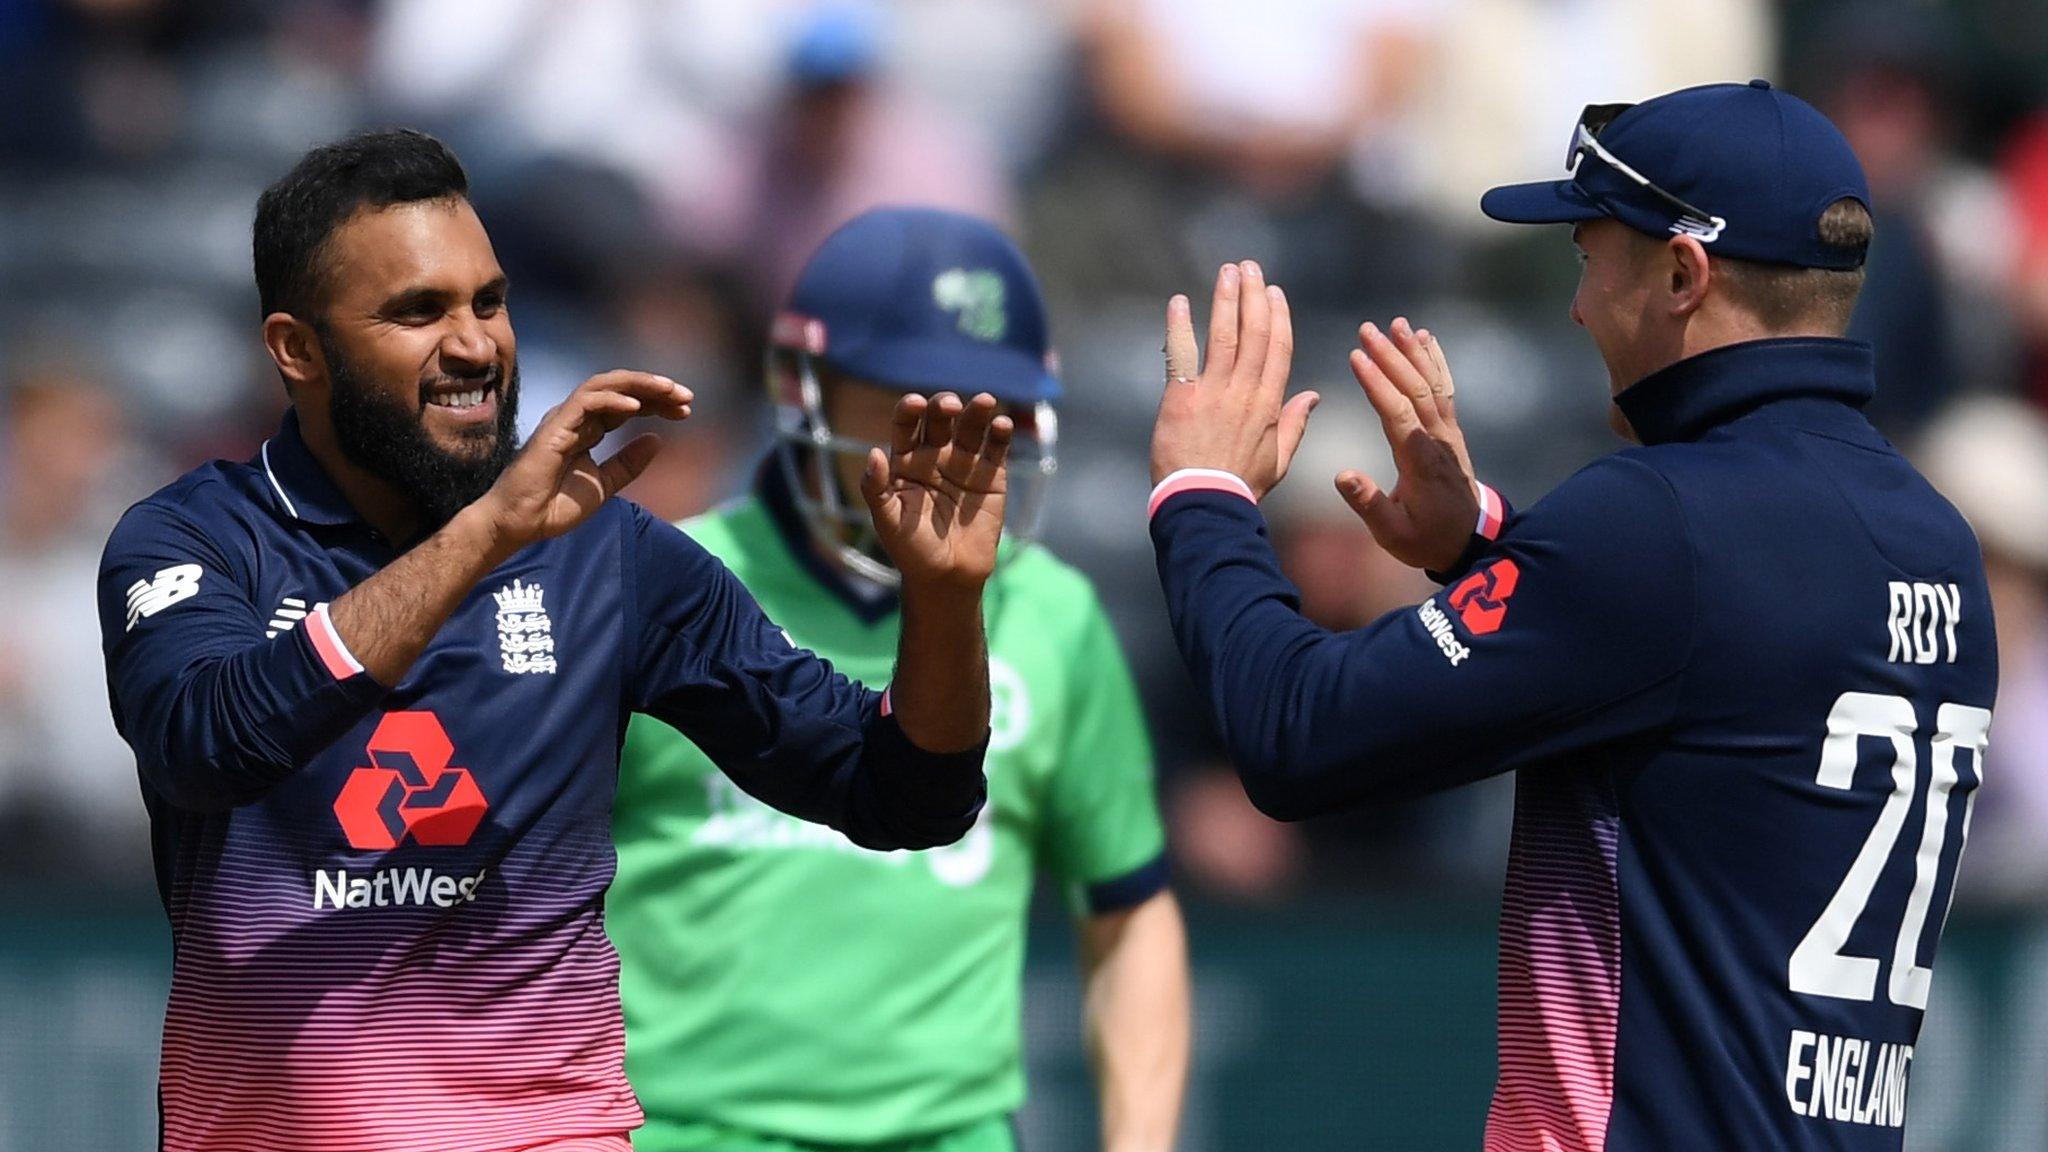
[439,311,498,370]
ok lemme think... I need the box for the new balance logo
[1668,215,1727,243]
[124,564,202,631]
[265,596,311,638]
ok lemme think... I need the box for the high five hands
[863,391,1013,592]
[1342,317,1482,573]
[479,370,1009,594]
[1149,261,1482,573]
[1153,260,1320,499]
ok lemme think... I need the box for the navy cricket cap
[1481,80,1872,270]
[773,206,1062,404]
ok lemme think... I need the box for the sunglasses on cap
[1567,103,1727,242]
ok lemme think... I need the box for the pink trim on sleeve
[305,603,365,681]
[1476,482,1506,540]
[1147,469,1257,520]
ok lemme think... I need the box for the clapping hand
[863,391,1012,593]
[482,370,692,549]
[1150,261,1321,497]
[1338,319,1481,572]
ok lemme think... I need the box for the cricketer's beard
[321,332,522,532]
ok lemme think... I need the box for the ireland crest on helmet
[931,268,1008,342]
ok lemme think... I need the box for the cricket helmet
[766,206,1060,586]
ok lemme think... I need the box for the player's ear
[263,313,324,393]
[1666,235,1711,318]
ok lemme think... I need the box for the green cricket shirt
[607,473,1167,1148]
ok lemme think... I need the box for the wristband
[1148,468,1256,519]
[1476,482,1505,540]
[305,603,366,681]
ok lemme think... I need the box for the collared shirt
[610,462,1168,1145]
[96,410,985,1152]
[1150,338,1998,1151]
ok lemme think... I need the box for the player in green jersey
[609,208,1190,1152]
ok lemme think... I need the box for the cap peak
[1480,80,1869,270]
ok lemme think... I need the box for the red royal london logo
[1447,559,1521,636]
[333,711,489,850]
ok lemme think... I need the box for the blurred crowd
[5,0,2048,908]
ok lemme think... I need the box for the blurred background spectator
[1029,0,1442,317]
[1918,398,2048,903]
[8,0,2048,1147]
[0,370,157,883]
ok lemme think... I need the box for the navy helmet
[1481,80,1871,270]
[766,206,1060,586]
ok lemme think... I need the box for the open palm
[487,370,691,546]
[862,391,1013,590]
[1339,319,1482,572]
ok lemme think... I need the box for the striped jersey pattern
[154,819,639,1151]
[1484,770,1622,1151]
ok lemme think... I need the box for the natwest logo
[1447,559,1521,636]
[333,711,488,850]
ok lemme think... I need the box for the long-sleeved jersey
[1151,338,1996,1150]
[96,411,985,1152]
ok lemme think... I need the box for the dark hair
[253,128,469,320]
[1713,198,1874,334]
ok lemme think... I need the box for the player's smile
[420,366,502,436]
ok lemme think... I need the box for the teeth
[432,389,487,409]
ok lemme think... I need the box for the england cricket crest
[492,578,557,675]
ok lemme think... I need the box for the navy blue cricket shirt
[96,409,985,1152]
[1150,338,1997,1150]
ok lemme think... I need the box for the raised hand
[1337,318,1481,572]
[862,391,1012,592]
[1152,260,1320,497]
[481,369,693,549]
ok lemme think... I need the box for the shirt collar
[256,408,361,526]
[1612,337,1877,446]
